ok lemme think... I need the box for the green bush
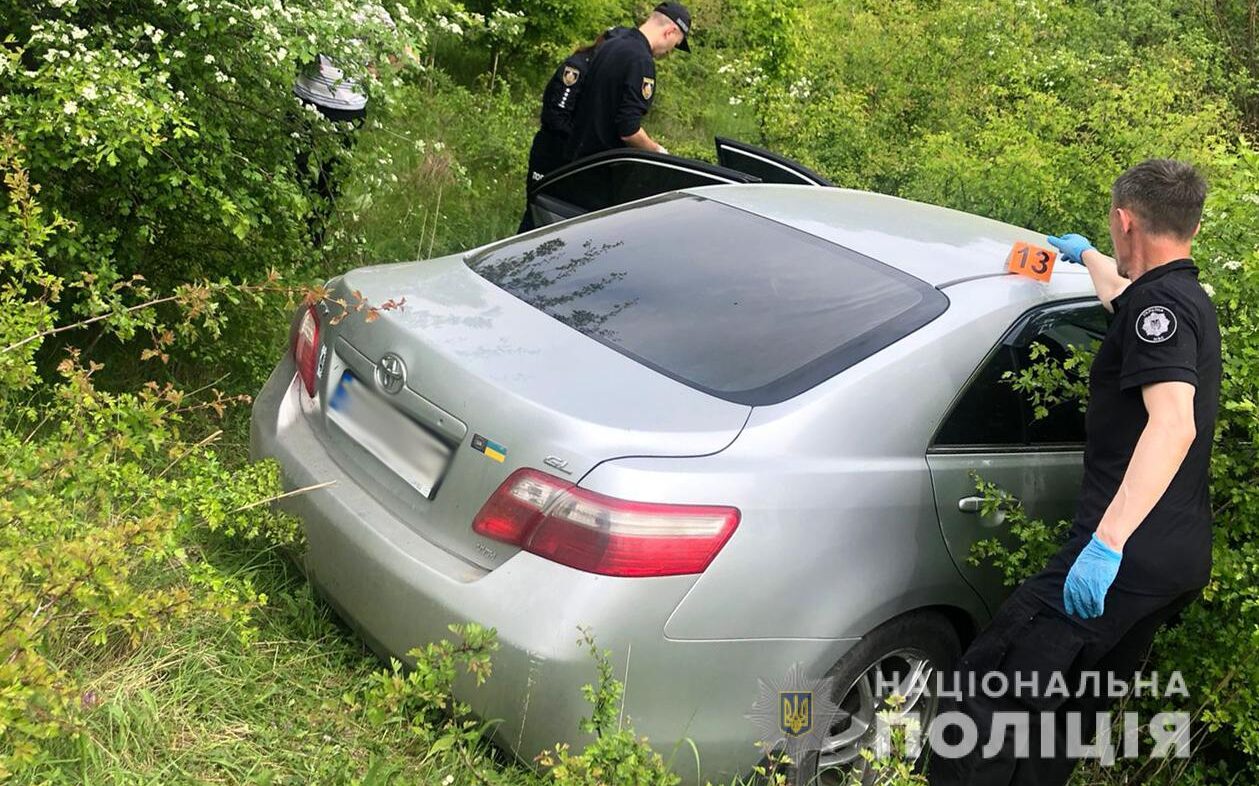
[724,0,1233,238]
[534,629,682,786]
[1,0,430,297]
[0,136,304,778]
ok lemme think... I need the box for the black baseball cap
[654,1,692,52]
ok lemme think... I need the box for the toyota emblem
[375,352,407,394]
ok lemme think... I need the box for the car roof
[689,184,1095,295]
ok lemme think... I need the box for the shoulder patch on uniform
[642,77,655,100]
[562,66,580,86]
[1136,305,1178,344]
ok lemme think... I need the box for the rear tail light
[472,468,739,577]
[293,304,321,397]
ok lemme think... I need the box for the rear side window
[933,302,1107,449]
[468,195,948,405]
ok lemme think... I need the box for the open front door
[527,149,757,228]
[715,137,834,186]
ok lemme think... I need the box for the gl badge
[375,352,407,394]
[544,455,572,475]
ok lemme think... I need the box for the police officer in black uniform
[518,4,690,232]
[565,2,690,163]
[521,35,606,208]
[929,159,1220,785]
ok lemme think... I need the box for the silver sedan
[251,181,1099,784]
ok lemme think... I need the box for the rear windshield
[468,196,948,405]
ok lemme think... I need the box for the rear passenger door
[926,300,1107,615]
[714,137,834,186]
[527,149,757,228]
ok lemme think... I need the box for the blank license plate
[327,372,451,498]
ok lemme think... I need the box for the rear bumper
[249,358,855,783]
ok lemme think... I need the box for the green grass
[20,531,545,786]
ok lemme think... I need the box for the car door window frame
[528,149,756,220]
[714,136,835,187]
[929,297,1104,455]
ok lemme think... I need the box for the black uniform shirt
[1070,259,1221,595]
[565,26,655,161]
[539,49,595,136]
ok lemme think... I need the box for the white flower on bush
[436,16,463,36]
[1223,260,1243,271]
[1203,283,1216,298]
[81,84,97,100]
[63,100,78,115]
[204,54,215,64]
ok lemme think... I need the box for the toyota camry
[250,145,1100,784]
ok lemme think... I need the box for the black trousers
[928,535,1200,786]
[518,128,568,233]
[294,103,366,246]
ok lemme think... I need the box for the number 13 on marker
[1006,241,1058,282]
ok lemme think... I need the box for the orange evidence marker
[1005,241,1058,282]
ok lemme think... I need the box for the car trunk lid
[310,254,751,571]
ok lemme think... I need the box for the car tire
[754,611,962,786]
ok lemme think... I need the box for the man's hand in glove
[1063,533,1123,619]
[1047,233,1096,265]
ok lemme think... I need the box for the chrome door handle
[957,496,985,514]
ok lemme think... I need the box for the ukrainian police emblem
[562,66,580,86]
[1136,305,1177,344]
[748,663,841,777]
[780,691,812,736]
[642,77,655,100]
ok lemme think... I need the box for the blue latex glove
[1063,533,1123,619]
[1047,233,1096,265]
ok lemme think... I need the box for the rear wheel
[765,612,962,786]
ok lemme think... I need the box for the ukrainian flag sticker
[471,433,507,463]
